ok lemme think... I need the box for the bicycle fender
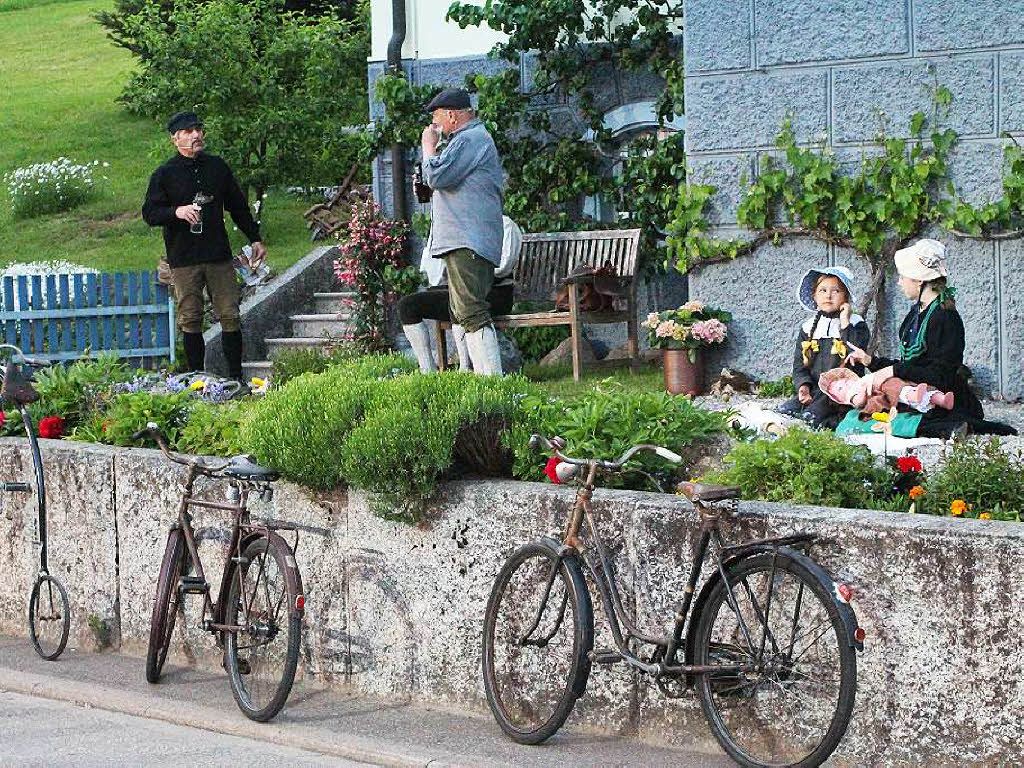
[684,545,862,675]
[535,536,595,697]
[237,530,306,619]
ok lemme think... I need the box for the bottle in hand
[413,163,432,203]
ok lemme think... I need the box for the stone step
[290,313,355,337]
[242,360,273,380]
[313,291,356,314]
[264,336,352,357]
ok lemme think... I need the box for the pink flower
[655,320,677,338]
[690,319,727,344]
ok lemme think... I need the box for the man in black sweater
[142,111,266,380]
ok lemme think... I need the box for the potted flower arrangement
[642,301,731,395]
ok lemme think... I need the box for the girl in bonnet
[846,238,1015,437]
[778,266,871,429]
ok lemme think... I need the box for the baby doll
[818,367,954,416]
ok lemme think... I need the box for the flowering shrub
[333,200,421,352]
[3,158,108,219]
[37,416,64,439]
[642,301,732,361]
[920,438,1024,521]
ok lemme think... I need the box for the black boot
[183,332,205,373]
[222,330,244,381]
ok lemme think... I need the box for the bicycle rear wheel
[693,553,856,768]
[146,529,185,683]
[224,535,301,722]
[28,573,69,661]
[482,542,593,745]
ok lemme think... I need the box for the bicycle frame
[535,462,817,681]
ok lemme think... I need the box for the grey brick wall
[685,0,1024,399]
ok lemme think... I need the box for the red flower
[0,411,5,428]
[897,455,922,474]
[543,456,562,484]
[37,416,64,439]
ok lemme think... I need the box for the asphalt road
[1,691,365,767]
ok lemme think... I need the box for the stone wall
[685,0,1024,399]
[1,437,1022,764]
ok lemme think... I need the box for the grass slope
[0,0,323,274]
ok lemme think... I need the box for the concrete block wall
[3,437,1024,764]
[684,0,1023,399]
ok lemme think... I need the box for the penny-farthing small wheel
[28,573,70,660]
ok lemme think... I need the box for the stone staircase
[241,291,357,381]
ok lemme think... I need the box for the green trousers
[443,248,495,333]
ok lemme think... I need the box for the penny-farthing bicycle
[0,345,70,660]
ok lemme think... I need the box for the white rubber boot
[465,325,503,376]
[452,324,472,371]
[402,322,437,373]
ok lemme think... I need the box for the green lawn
[527,362,667,398]
[0,0,322,274]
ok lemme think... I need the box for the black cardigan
[870,301,983,421]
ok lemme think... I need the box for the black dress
[779,311,871,429]
[869,300,1015,437]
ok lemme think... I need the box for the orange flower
[908,486,925,500]
[979,512,991,520]
[950,499,967,517]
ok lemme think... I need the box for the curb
[0,666,489,768]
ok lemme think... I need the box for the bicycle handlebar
[529,434,683,470]
[0,344,50,368]
[133,422,232,474]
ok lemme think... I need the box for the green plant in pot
[642,301,731,396]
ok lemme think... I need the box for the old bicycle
[137,423,309,722]
[0,344,70,661]
[482,434,864,768]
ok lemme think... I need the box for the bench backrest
[512,228,642,303]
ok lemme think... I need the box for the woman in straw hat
[845,239,1015,437]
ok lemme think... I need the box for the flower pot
[663,349,703,396]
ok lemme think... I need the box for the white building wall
[370,0,506,62]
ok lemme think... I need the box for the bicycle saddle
[222,455,279,482]
[676,482,741,503]
[1,362,39,406]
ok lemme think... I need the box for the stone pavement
[0,637,733,768]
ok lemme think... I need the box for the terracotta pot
[663,348,703,396]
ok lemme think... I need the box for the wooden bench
[303,162,372,241]
[437,228,642,381]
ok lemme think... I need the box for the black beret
[425,88,471,112]
[166,111,203,133]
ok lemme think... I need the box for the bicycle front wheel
[482,542,593,745]
[224,535,301,722]
[28,573,70,661]
[146,529,186,683]
[693,553,857,768]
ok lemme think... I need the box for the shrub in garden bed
[706,429,892,509]
[918,438,1024,521]
[270,345,362,387]
[508,385,731,491]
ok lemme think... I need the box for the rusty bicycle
[136,422,308,722]
[482,434,863,768]
[0,344,70,661]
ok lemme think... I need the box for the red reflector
[854,627,866,643]
[295,595,305,611]
[836,583,853,603]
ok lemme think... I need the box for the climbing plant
[667,81,969,348]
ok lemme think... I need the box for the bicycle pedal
[178,576,209,595]
[590,649,624,665]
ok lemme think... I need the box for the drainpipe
[387,0,409,230]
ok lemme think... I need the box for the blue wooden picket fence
[0,271,175,366]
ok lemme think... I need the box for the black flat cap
[425,88,471,111]
[166,111,203,133]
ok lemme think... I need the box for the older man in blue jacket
[419,88,505,375]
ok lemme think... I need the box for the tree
[96,0,363,60]
[116,0,369,206]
